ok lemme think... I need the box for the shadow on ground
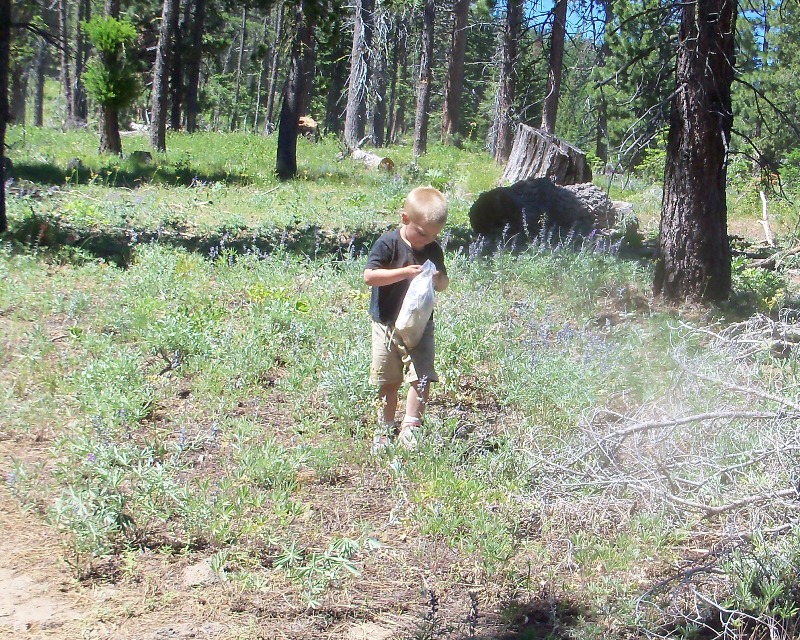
[10,160,253,189]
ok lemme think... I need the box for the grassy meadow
[3,125,800,639]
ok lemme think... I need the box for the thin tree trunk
[370,8,388,146]
[323,34,346,135]
[265,1,284,131]
[254,16,270,133]
[0,0,10,232]
[594,0,611,163]
[185,0,206,132]
[494,0,521,162]
[58,0,74,126]
[654,0,736,302]
[344,0,374,147]
[540,0,567,134]
[230,6,247,131]
[34,38,47,126]
[104,0,120,18]
[413,0,435,158]
[299,12,315,117]
[170,0,190,131]
[391,17,408,141]
[151,0,179,151]
[442,0,469,142]
[386,19,400,143]
[276,1,306,179]
[10,69,28,125]
[72,0,89,122]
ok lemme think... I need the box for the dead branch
[760,190,776,247]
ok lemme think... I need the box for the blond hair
[403,186,448,225]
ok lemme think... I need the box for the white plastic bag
[395,260,436,349]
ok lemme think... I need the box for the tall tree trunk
[299,12,315,117]
[151,0,179,151]
[276,1,306,178]
[254,16,270,132]
[540,0,567,134]
[441,0,469,142]
[0,0,9,232]
[391,16,409,142]
[494,0,522,162]
[170,0,190,131]
[10,69,28,125]
[594,0,612,163]
[654,0,736,302]
[370,7,388,146]
[98,0,121,152]
[344,0,374,147]
[323,34,346,135]
[185,0,206,132]
[58,0,74,126]
[265,1,284,131]
[34,38,47,127]
[104,0,120,18]
[72,0,89,122]
[413,0,434,158]
[230,6,247,131]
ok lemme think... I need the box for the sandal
[398,418,422,451]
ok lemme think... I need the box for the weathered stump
[500,124,591,186]
[469,178,617,237]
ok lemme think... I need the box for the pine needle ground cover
[3,128,800,639]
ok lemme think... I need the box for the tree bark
[413,0,435,158]
[171,0,190,131]
[72,0,90,123]
[344,0,374,147]
[276,1,307,179]
[323,28,346,135]
[230,6,248,131]
[58,0,74,126]
[370,7,388,146]
[299,12,316,117]
[151,0,179,151]
[185,0,206,132]
[34,38,46,127]
[494,0,522,162]
[388,15,408,143]
[540,0,567,134]
[10,68,28,125]
[99,104,122,154]
[441,0,469,142]
[594,0,612,163]
[653,0,736,302]
[0,0,9,232]
[265,1,284,131]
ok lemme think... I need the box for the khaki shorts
[370,320,438,386]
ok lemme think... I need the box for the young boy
[363,186,449,451]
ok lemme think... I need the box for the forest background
[5,0,800,638]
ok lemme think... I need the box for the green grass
[4,127,800,638]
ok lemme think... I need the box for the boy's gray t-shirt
[366,228,447,325]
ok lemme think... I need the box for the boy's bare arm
[433,271,449,292]
[364,265,422,286]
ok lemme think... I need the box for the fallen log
[349,148,395,172]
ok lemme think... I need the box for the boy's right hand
[403,264,423,279]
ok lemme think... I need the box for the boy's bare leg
[404,378,430,422]
[378,383,401,425]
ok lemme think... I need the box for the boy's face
[401,212,445,250]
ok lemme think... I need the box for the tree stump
[500,124,591,186]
